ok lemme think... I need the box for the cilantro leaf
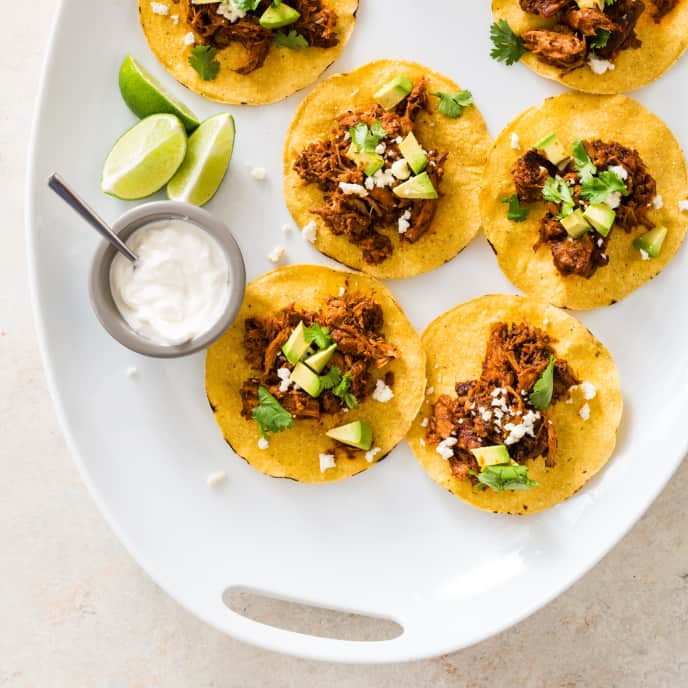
[370,120,387,139]
[580,170,628,204]
[490,19,527,65]
[319,365,342,391]
[233,0,262,10]
[590,29,610,49]
[274,30,309,50]
[542,176,575,218]
[501,194,529,222]
[188,45,220,81]
[529,355,555,410]
[332,373,358,409]
[432,90,474,119]
[474,464,539,493]
[349,120,387,154]
[304,323,333,350]
[252,387,294,439]
[572,140,596,183]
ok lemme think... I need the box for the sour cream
[110,218,230,346]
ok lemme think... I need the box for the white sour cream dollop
[110,218,230,346]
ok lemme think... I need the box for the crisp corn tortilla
[206,265,426,483]
[283,59,492,279]
[138,0,358,105]
[480,93,688,310]
[492,0,688,94]
[407,294,622,515]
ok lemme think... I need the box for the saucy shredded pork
[240,293,400,421]
[187,0,339,75]
[293,81,448,264]
[426,322,579,482]
[511,139,657,278]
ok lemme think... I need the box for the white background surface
[4,0,688,683]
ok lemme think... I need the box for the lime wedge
[166,113,236,206]
[101,114,187,200]
[119,55,200,133]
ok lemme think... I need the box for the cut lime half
[101,114,187,200]
[167,113,236,206]
[119,55,200,133]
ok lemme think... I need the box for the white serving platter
[27,0,688,664]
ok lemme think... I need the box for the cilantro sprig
[542,176,575,218]
[572,140,596,183]
[501,194,529,222]
[252,387,294,439]
[580,170,628,204]
[319,365,342,391]
[490,19,527,65]
[233,0,262,10]
[332,373,358,409]
[590,29,611,49]
[304,323,333,351]
[432,90,474,119]
[188,45,220,81]
[529,355,555,410]
[349,120,387,154]
[275,30,309,50]
[471,464,539,492]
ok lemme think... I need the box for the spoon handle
[48,173,138,264]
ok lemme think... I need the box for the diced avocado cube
[633,226,668,258]
[259,2,300,29]
[290,362,322,398]
[535,133,569,167]
[393,172,438,200]
[304,343,337,374]
[281,321,310,364]
[583,203,616,236]
[470,445,511,469]
[373,76,414,111]
[326,420,373,451]
[576,0,604,9]
[398,132,428,174]
[561,208,591,239]
[346,143,384,177]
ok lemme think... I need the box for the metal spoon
[48,173,138,264]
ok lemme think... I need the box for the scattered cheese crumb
[375,142,387,155]
[565,397,573,405]
[420,417,429,428]
[436,437,458,460]
[150,2,169,15]
[679,200,688,212]
[606,191,622,209]
[653,194,664,210]
[398,209,412,235]
[302,221,317,243]
[126,366,138,379]
[319,453,336,472]
[277,367,292,393]
[639,248,650,261]
[419,438,426,447]
[395,136,403,144]
[338,286,346,297]
[579,403,591,421]
[365,447,382,463]
[268,245,285,263]
[206,470,226,487]
[217,0,247,22]
[369,168,395,188]
[504,410,541,445]
[170,14,179,24]
[426,386,434,396]
[581,381,597,400]
[281,223,292,233]
[510,133,521,150]
[184,32,195,46]
[372,379,394,403]
[250,167,267,181]
[339,182,368,197]
[587,53,615,74]
[608,165,628,181]
[258,438,270,450]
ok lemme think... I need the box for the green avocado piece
[398,132,428,174]
[281,321,310,364]
[583,203,616,236]
[346,143,384,177]
[633,226,668,258]
[535,132,569,167]
[290,362,322,398]
[470,445,511,469]
[326,420,373,451]
[561,208,591,239]
[259,3,300,29]
[374,76,414,111]
[304,344,337,373]
[393,172,438,200]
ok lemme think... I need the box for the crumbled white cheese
[302,221,317,243]
[250,167,267,181]
[511,133,521,150]
[565,397,573,405]
[319,453,336,472]
[372,379,394,403]
[581,381,597,400]
[679,200,688,212]
[277,367,292,393]
[608,165,628,181]
[343,131,351,141]
[419,438,426,447]
[217,0,247,22]
[481,409,492,422]
[653,194,664,210]
[364,176,375,191]
[126,366,138,379]
[426,386,434,396]
[281,223,292,233]
[150,2,169,15]
[395,136,403,144]
[206,470,226,487]
[338,286,346,297]
[398,209,412,235]
[390,158,411,180]
[639,248,650,261]
[579,403,591,421]
[268,245,285,263]
[184,32,195,46]
[503,410,541,445]
[605,191,622,209]
[258,437,270,450]
[597,238,604,248]
[587,53,615,74]
[420,417,429,428]
[339,182,369,197]
[365,447,382,463]
[370,168,396,188]
[170,14,179,24]
[436,437,458,460]
[375,142,387,155]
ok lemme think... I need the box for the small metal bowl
[89,201,246,358]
